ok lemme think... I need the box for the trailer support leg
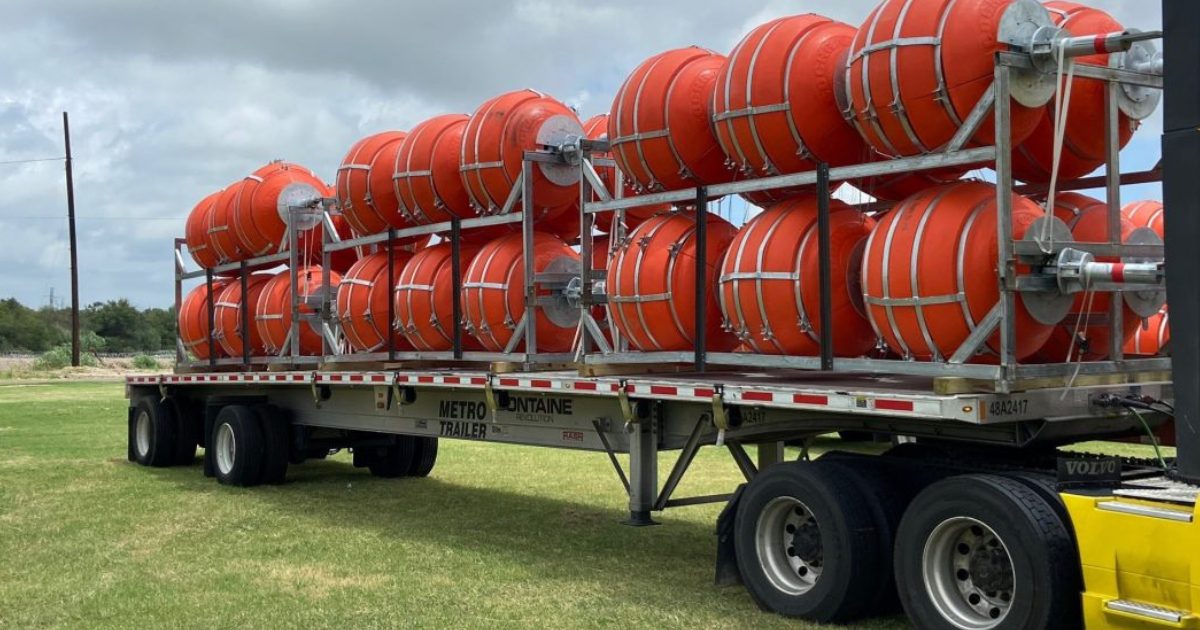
[625,418,659,527]
[756,441,785,470]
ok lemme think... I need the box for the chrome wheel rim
[755,496,823,595]
[922,516,1015,629]
[135,410,151,457]
[214,422,236,476]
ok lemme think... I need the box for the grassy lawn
[0,381,908,629]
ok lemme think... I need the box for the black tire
[366,437,416,478]
[733,461,884,623]
[894,474,1082,630]
[254,404,290,485]
[131,398,177,467]
[407,437,438,477]
[169,398,201,465]
[212,405,266,487]
[813,459,909,616]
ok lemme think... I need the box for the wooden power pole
[63,112,80,367]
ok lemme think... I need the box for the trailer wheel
[169,398,201,465]
[734,461,882,623]
[131,398,177,467]
[366,437,416,478]
[407,437,438,477]
[254,404,290,485]
[894,474,1081,630]
[212,405,266,487]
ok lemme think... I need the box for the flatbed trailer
[122,1,1200,627]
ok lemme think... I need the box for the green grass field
[1,382,1174,629]
[0,381,911,629]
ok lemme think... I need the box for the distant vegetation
[0,298,175,354]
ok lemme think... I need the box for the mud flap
[715,483,747,587]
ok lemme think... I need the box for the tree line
[0,298,175,353]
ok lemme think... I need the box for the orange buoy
[394,115,477,226]
[1049,191,1106,224]
[608,210,740,352]
[207,182,247,264]
[712,15,866,203]
[336,131,409,237]
[845,0,1045,159]
[1126,305,1169,357]
[610,48,734,193]
[1013,2,1136,184]
[233,161,328,259]
[394,242,484,352]
[719,195,877,356]
[256,266,342,356]
[460,90,582,235]
[1032,204,1140,361]
[213,273,272,358]
[336,250,413,353]
[1123,199,1164,238]
[186,190,222,269]
[179,280,233,360]
[461,232,580,353]
[861,181,1052,361]
[580,114,666,232]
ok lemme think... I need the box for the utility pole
[63,112,80,367]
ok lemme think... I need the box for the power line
[0,156,65,166]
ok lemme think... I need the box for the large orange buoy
[213,273,272,358]
[336,250,413,353]
[580,114,665,233]
[608,210,740,352]
[712,15,865,203]
[256,266,342,356]
[207,182,247,264]
[845,0,1045,159]
[233,161,328,259]
[1049,191,1106,224]
[1123,199,1164,237]
[460,90,582,234]
[1013,2,1136,184]
[179,280,233,360]
[861,181,1052,361]
[462,232,580,353]
[186,190,222,269]
[336,131,409,237]
[394,115,474,225]
[394,242,484,352]
[719,195,877,356]
[610,47,734,193]
[1126,306,1169,357]
[1032,204,1139,361]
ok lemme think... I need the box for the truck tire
[254,404,290,485]
[733,460,883,623]
[131,398,177,467]
[212,405,266,487]
[366,437,416,478]
[169,398,201,465]
[407,437,438,477]
[894,474,1082,630]
[813,459,908,615]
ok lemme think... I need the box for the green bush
[131,354,160,369]
[35,344,98,370]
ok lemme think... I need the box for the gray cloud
[0,0,1164,308]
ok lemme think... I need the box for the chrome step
[1106,599,1187,623]
[1097,500,1194,522]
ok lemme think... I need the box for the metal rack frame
[173,34,1168,395]
[573,48,1167,393]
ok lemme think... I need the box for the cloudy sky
[0,0,1163,309]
